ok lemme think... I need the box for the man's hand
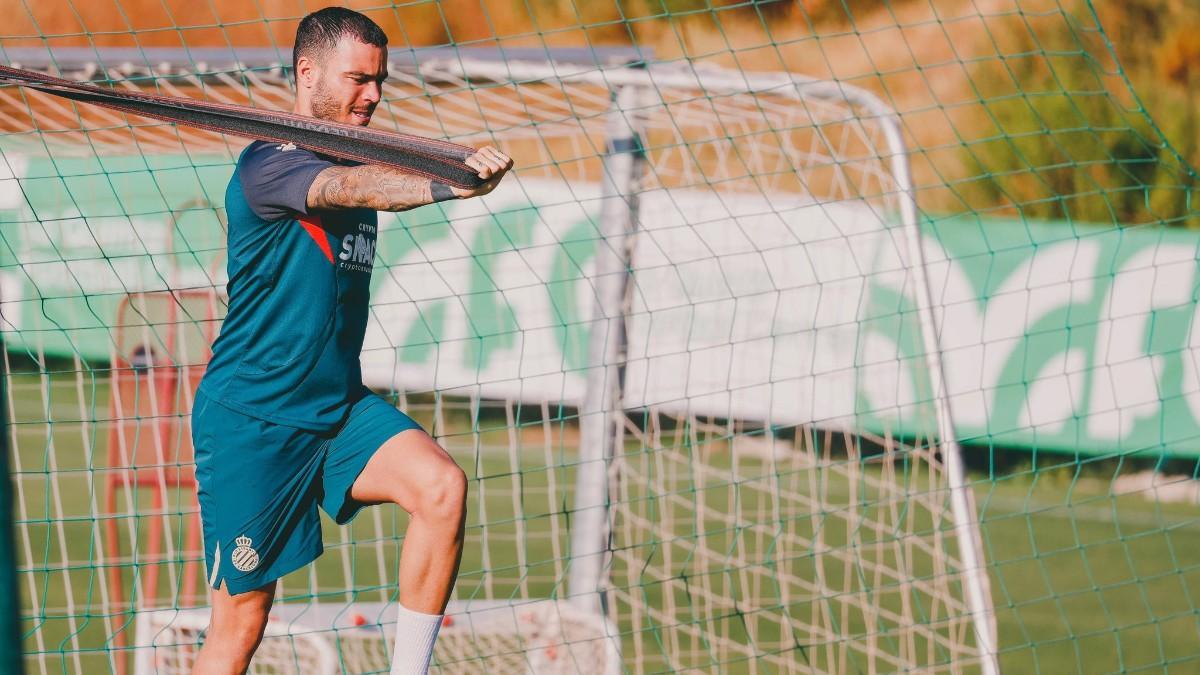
[451,146,514,199]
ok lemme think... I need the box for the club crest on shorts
[231,535,260,572]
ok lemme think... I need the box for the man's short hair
[293,7,388,78]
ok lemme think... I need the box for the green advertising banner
[3,149,1199,457]
[914,213,1200,457]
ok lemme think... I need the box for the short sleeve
[237,141,335,222]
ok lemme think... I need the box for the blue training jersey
[198,140,379,431]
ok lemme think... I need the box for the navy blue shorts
[191,389,423,594]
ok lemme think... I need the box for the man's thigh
[320,390,424,524]
[348,426,462,511]
[192,390,325,594]
[208,578,275,635]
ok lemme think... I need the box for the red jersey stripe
[298,216,334,263]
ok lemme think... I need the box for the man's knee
[414,462,467,523]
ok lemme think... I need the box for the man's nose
[362,82,382,105]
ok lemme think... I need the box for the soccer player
[189,7,512,674]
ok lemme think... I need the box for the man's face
[307,36,387,126]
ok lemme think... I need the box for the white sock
[390,602,443,675]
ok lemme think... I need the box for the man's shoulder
[234,139,331,192]
[239,139,320,166]
[230,139,340,223]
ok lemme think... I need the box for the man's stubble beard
[310,77,343,122]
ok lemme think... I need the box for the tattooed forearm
[306,165,434,212]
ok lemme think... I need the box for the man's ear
[295,55,319,90]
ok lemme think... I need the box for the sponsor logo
[277,142,297,152]
[338,222,377,273]
[231,535,260,572]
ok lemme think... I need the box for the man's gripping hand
[450,146,514,199]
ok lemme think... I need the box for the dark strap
[0,64,486,190]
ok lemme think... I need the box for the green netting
[2,1,1200,673]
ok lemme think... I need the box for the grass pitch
[9,369,1200,674]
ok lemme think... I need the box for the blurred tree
[958,0,1200,228]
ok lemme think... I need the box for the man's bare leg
[351,428,466,612]
[192,580,275,674]
[350,429,466,672]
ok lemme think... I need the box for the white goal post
[412,54,999,673]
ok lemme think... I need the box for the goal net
[8,1,1199,674]
[0,45,992,672]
